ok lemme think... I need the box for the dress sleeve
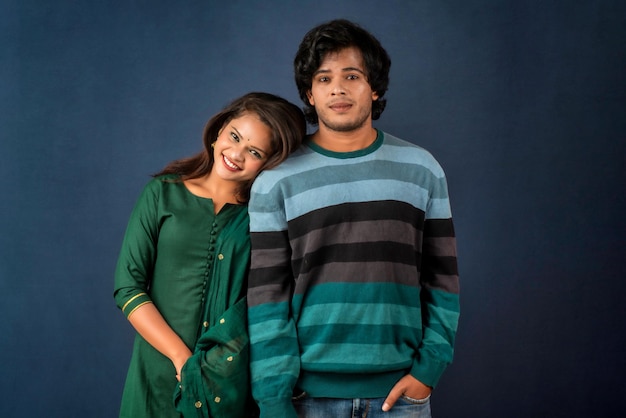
[113,180,160,318]
[246,179,299,418]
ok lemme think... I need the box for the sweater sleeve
[113,179,160,317]
[411,173,461,387]
[246,178,299,418]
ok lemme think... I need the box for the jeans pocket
[292,390,307,401]
[400,393,431,405]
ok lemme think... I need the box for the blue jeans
[293,394,432,418]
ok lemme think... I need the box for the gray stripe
[424,273,460,294]
[423,236,457,257]
[251,247,290,269]
[290,220,420,256]
[248,283,292,307]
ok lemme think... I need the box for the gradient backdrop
[1,1,625,417]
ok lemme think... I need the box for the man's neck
[310,125,378,153]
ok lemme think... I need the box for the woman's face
[212,112,273,183]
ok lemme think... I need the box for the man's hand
[382,374,432,412]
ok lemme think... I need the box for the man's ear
[307,90,314,106]
[372,90,379,101]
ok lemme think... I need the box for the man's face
[307,46,379,133]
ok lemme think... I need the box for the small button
[226,356,233,362]
[219,318,225,324]
[214,397,221,403]
[217,254,224,260]
[195,401,202,408]
[203,321,209,328]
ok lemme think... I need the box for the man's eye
[319,76,329,82]
[347,74,358,80]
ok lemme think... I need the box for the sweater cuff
[120,292,152,318]
[258,398,297,418]
[410,357,448,388]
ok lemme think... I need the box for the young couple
[115,19,460,418]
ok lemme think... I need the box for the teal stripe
[300,343,413,366]
[250,355,300,383]
[248,318,297,344]
[428,288,461,312]
[298,282,420,305]
[297,302,420,328]
[427,304,460,330]
[248,301,291,325]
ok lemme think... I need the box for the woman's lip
[222,155,241,171]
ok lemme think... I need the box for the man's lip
[329,102,352,111]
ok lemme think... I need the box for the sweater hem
[297,369,406,398]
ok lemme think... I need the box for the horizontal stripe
[121,292,147,313]
[250,355,300,383]
[250,247,290,269]
[424,218,456,237]
[421,255,459,276]
[297,303,421,328]
[293,261,420,288]
[292,241,418,275]
[283,179,431,221]
[298,282,421,305]
[252,137,446,195]
[289,201,424,241]
[250,230,290,250]
[423,236,457,257]
[300,343,414,366]
[421,273,461,294]
[248,318,297,344]
[247,267,294,293]
[297,323,420,345]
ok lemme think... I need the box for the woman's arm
[127,302,192,380]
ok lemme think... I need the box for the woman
[114,92,306,417]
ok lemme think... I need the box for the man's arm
[247,180,300,418]
[384,171,460,410]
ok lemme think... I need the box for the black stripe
[424,218,455,237]
[289,200,425,239]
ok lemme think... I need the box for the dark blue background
[2,1,625,417]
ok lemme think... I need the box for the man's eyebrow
[313,66,366,76]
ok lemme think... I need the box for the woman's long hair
[155,92,306,202]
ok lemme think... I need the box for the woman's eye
[230,132,240,142]
[250,149,262,159]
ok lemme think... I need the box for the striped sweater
[247,130,460,418]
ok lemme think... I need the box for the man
[247,19,460,418]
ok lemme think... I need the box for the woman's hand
[173,349,192,381]
[127,303,193,381]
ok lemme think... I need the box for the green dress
[114,175,251,418]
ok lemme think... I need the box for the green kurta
[114,175,251,418]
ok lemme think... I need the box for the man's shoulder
[255,145,317,182]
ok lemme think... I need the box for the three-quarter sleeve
[114,180,161,318]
